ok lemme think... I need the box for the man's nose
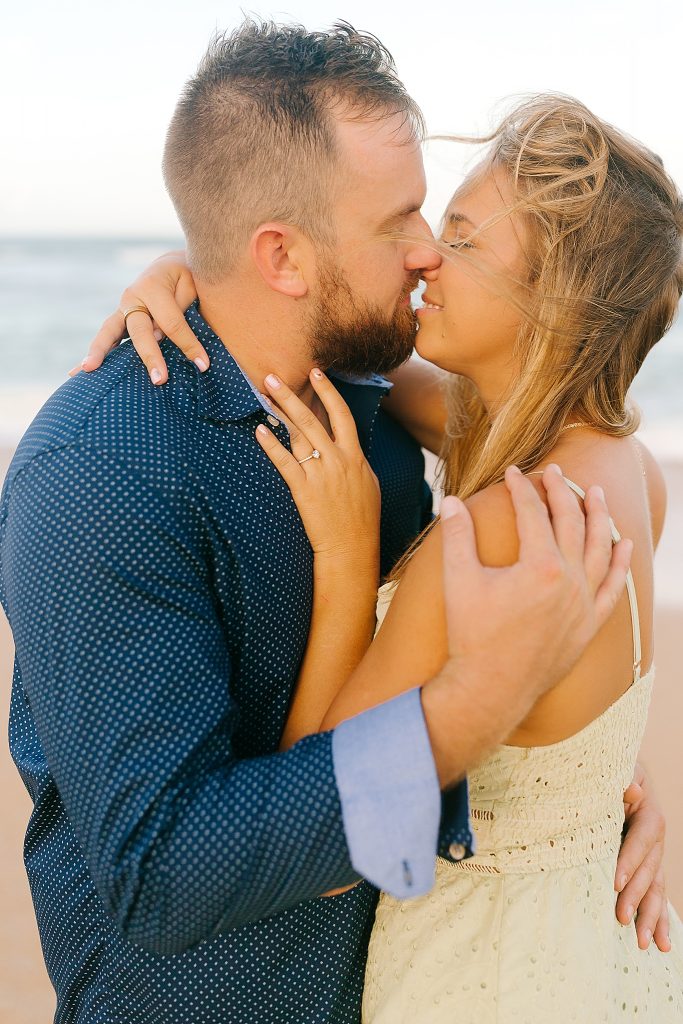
[404,216,442,274]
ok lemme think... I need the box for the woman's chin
[414,331,443,365]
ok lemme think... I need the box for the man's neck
[197,284,317,407]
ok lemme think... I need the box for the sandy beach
[1,440,681,1022]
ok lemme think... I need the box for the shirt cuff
[331,687,442,899]
[438,778,475,862]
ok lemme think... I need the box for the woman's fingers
[259,396,309,460]
[131,283,208,369]
[255,423,305,486]
[121,283,208,384]
[79,311,127,372]
[308,369,360,449]
[124,310,169,384]
[263,374,334,454]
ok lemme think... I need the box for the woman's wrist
[313,547,379,586]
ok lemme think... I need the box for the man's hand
[616,763,670,952]
[422,465,632,789]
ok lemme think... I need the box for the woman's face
[415,168,531,403]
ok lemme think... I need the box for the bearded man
[0,20,664,1024]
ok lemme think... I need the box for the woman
[86,96,683,1018]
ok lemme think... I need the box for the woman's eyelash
[441,237,475,250]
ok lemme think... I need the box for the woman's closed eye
[441,236,475,250]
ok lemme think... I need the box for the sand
[0,443,681,1020]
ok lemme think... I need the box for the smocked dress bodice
[364,479,683,1023]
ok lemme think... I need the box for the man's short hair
[162,19,424,283]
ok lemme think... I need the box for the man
[0,20,665,1024]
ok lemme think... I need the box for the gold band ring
[297,449,321,465]
[121,304,151,324]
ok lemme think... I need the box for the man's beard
[309,261,418,377]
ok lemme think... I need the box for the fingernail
[311,368,324,380]
[507,465,522,476]
[265,373,281,389]
[81,358,89,368]
[625,905,634,924]
[153,328,164,342]
[194,357,208,373]
[643,929,652,946]
[256,424,269,437]
[617,873,628,892]
[547,463,562,476]
[594,485,605,502]
[151,368,163,385]
[440,496,462,520]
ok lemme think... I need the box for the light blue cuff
[331,687,441,899]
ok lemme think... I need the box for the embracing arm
[77,254,451,459]
[383,358,448,455]
[1,446,360,954]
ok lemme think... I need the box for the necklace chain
[560,421,587,433]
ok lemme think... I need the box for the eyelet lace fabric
[363,571,683,1022]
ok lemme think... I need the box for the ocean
[1,237,682,453]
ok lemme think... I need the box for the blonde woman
[85,96,682,1019]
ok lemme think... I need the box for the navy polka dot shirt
[1,303,471,1023]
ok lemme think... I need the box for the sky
[2,0,682,237]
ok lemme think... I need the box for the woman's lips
[416,302,443,315]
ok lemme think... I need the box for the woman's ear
[250,223,310,298]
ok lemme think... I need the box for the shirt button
[449,842,467,861]
[266,414,280,427]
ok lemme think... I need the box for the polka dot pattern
[0,303,462,1023]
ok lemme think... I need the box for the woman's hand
[71,250,209,384]
[266,369,381,752]
[256,369,381,576]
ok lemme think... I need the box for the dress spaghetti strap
[527,472,642,684]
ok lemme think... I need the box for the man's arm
[1,445,361,954]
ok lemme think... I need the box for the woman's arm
[75,249,208,383]
[383,358,449,455]
[254,371,383,750]
[320,480,519,731]
[78,252,448,463]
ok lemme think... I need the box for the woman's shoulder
[634,438,667,546]
[401,480,525,579]
[406,430,666,580]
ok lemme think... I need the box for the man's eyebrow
[380,203,423,229]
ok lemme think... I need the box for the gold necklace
[560,421,587,433]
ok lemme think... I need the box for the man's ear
[250,223,311,298]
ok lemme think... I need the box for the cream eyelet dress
[362,478,683,1023]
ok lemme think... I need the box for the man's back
[0,306,432,1023]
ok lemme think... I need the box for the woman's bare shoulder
[391,480,528,597]
[635,438,667,546]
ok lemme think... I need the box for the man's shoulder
[5,345,200,497]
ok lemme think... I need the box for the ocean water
[1,237,682,452]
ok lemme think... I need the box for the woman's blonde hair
[444,94,682,494]
[392,94,682,577]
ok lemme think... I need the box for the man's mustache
[400,277,421,302]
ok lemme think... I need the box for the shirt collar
[184,302,393,426]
